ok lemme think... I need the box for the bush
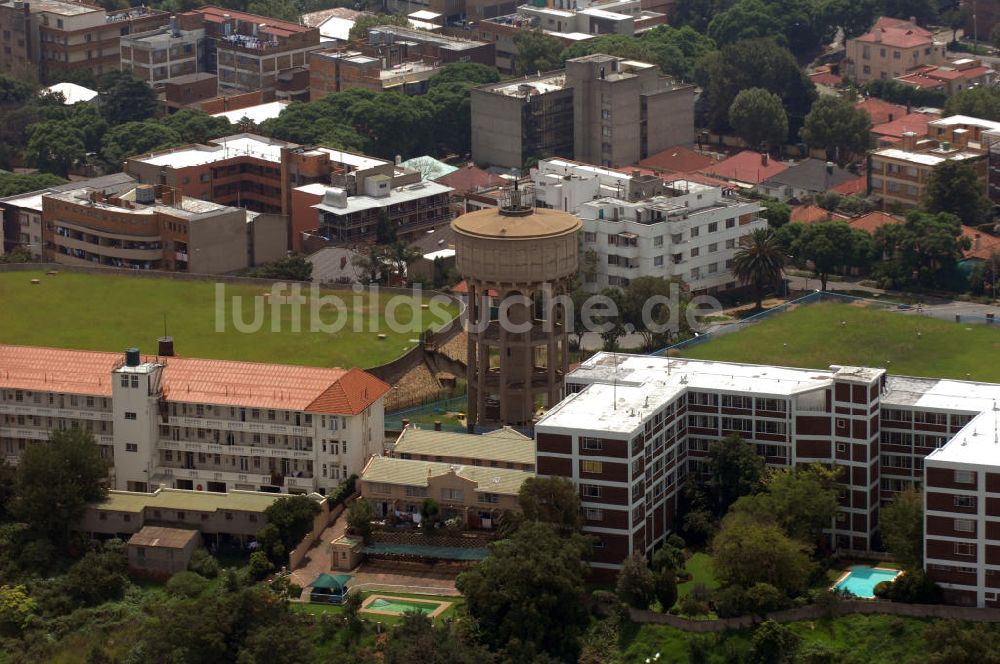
[653,567,678,611]
[248,551,274,581]
[188,548,220,578]
[713,585,750,618]
[679,592,710,617]
[166,571,210,598]
[286,583,302,599]
[745,583,790,616]
[616,553,656,609]
[328,475,357,506]
[873,569,942,604]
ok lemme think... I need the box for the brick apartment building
[0,345,390,496]
[472,53,694,170]
[0,0,167,81]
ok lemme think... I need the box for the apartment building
[471,53,694,170]
[0,345,390,496]
[309,27,494,99]
[359,454,531,528]
[895,58,994,96]
[985,129,1000,205]
[0,0,167,80]
[532,158,763,293]
[846,16,946,84]
[40,182,283,273]
[868,116,997,208]
[120,15,205,89]
[390,425,536,472]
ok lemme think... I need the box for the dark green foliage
[166,571,211,598]
[653,566,678,610]
[256,494,321,564]
[97,70,157,125]
[750,619,801,664]
[246,0,299,21]
[799,96,872,164]
[759,198,791,228]
[456,521,591,663]
[244,254,313,281]
[60,543,129,609]
[518,475,583,533]
[707,434,765,515]
[923,160,992,226]
[880,488,924,570]
[729,87,789,148]
[881,0,937,25]
[713,582,790,617]
[562,26,715,82]
[785,221,876,290]
[428,62,500,87]
[861,78,947,109]
[13,427,107,540]
[348,13,409,41]
[382,611,495,664]
[616,553,655,609]
[513,29,564,76]
[923,620,1000,664]
[188,548,220,578]
[346,498,375,541]
[100,121,182,166]
[873,568,942,604]
[0,172,66,197]
[873,211,972,290]
[247,551,273,580]
[160,108,234,144]
[25,121,86,177]
[712,511,814,595]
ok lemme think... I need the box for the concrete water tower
[452,184,580,429]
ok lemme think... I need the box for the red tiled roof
[872,112,939,139]
[894,73,946,90]
[194,5,313,34]
[790,205,832,225]
[831,175,867,196]
[855,16,934,48]
[810,66,843,87]
[848,211,901,234]
[962,227,1000,261]
[701,151,789,185]
[637,145,716,174]
[435,164,505,194]
[0,345,389,414]
[855,98,908,126]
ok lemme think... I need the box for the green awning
[309,573,351,591]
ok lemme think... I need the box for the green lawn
[681,302,1000,382]
[0,271,457,368]
[677,552,719,600]
[619,614,936,663]
[292,590,463,626]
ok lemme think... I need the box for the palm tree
[732,228,786,310]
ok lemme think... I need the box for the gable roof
[848,211,902,234]
[759,158,856,193]
[637,145,716,174]
[854,16,935,48]
[790,204,833,224]
[360,455,531,495]
[393,425,535,465]
[128,526,199,549]
[872,112,940,142]
[831,175,867,196]
[701,151,788,185]
[855,98,908,126]
[435,163,505,194]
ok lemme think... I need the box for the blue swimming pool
[833,565,902,598]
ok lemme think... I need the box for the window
[707,222,718,233]
[124,412,137,420]
[954,519,975,533]
[581,437,603,451]
[583,231,597,243]
[690,267,701,280]
[120,375,129,387]
[708,242,718,253]
[177,511,186,520]
[955,470,974,485]
[690,227,700,238]
[405,486,426,497]
[582,460,603,474]
[441,488,464,501]
[653,235,663,247]
[582,484,602,498]
[955,495,976,508]
[125,443,138,452]
[721,417,753,433]
[725,218,735,229]
[690,247,700,258]
[725,238,736,249]
[836,443,846,453]
[836,418,848,430]
[654,255,664,267]
[585,508,603,521]
[954,542,975,556]
[478,493,499,504]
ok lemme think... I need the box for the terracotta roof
[0,345,389,414]
[193,6,312,34]
[872,112,940,139]
[435,164,505,194]
[848,211,902,234]
[962,228,1000,260]
[831,175,867,196]
[637,145,716,173]
[894,73,946,90]
[790,205,832,224]
[701,151,789,185]
[854,16,935,48]
[855,98,908,126]
[810,66,843,87]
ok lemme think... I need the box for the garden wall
[288,499,348,571]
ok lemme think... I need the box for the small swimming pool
[360,594,452,618]
[832,565,902,598]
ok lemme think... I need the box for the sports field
[0,271,458,368]
[680,302,1000,382]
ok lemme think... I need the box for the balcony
[159,437,314,460]
[154,464,315,488]
[166,415,311,437]
[0,403,112,421]
[0,427,50,441]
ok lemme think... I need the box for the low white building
[532,158,764,293]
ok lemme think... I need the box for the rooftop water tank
[125,347,141,367]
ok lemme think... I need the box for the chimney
[901,131,917,151]
[975,233,981,250]
[761,153,769,166]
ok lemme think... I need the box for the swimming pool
[360,594,452,618]
[832,565,902,598]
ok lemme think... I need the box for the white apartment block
[532,158,764,293]
[0,345,389,497]
[535,351,1000,608]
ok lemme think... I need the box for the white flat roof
[931,114,1000,131]
[136,135,291,168]
[43,81,98,105]
[0,193,44,212]
[211,100,289,124]
[579,7,630,19]
[318,15,354,41]
[311,180,452,215]
[422,248,455,260]
[408,9,441,19]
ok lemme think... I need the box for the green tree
[420,497,440,530]
[749,619,801,664]
[874,211,972,290]
[788,220,875,290]
[0,584,36,635]
[621,276,691,350]
[0,75,34,105]
[731,227,786,310]
[160,108,233,144]
[245,254,313,281]
[166,570,212,598]
[799,96,872,165]
[0,463,15,523]
[513,29,565,76]
[347,92,434,159]
[97,70,157,124]
[616,552,655,608]
[348,13,409,41]
[759,198,791,228]
[712,511,814,595]
[13,427,107,540]
[260,494,321,560]
[101,121,181,166]
[733,464,840,543]
[25,120,86,177]
[707,434,765,516]
[456,521,590,663]
[382,611,496,664]
[653,566,678,610]
[346,498,376,541]
[924,160,991,226]
[64,544,130,607]
[881,488,923,569]
[696,39,816,136]
[352,245,387,284]
[882,0,936,25]
[428,62,500,87]
[818,0,880,40]
[517,475,582,533]
[238,619,316,664]
[0,172,66,198]
[992,23,1000,50]
[246,0,299,21]
[923,621,1000,664]
[639,25,716,81]
[708,0,786,48]
[728,87,788,149]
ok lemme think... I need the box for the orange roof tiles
[0,345,389,414]
[701,151,789,185]
[872,112,940,140]
[195,5,312,34]
[637,146,716,174]
[855,16,935,49]
[809,66,843,87]
[831,175,867,196]
[848,211,901,234]
[855,98,908,126]
[790,205,833,225]
[962,228,1000,261]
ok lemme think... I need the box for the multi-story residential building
[386,0,517,25]
[532,158,763,293]
[895,57,994,96]
[846,16,946,84]
[0,345,390,496]
[40,182,284,273]
[985,129,1000,205]
[120,15,205,90]
[0,172,135,256]
[0,0,167,81]
[868,116,998,208]
[309,27,495,99]
[471,53,694,170]
[390,425,536,472]
[359,454,531,528]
